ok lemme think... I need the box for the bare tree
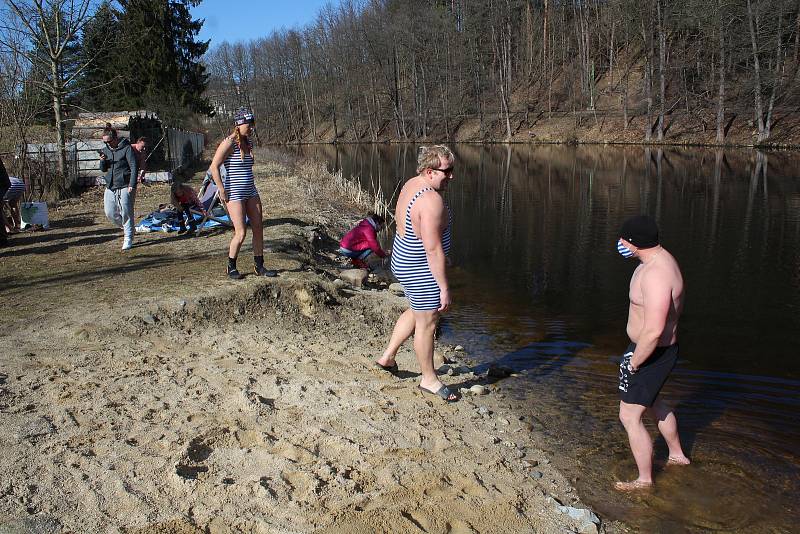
[746,0,767,142]
[655,0,667,141]
[0,28,42,154]
[0,0,96,174]
[715,1,729,144]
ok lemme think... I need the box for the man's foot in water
[666,455,691,466]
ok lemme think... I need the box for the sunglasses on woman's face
[430,166,454,176]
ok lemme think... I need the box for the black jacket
[0,155,10,192]
[99,138,137,190]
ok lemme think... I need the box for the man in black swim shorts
[614,215,691,491]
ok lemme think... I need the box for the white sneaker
[122,238,132,250]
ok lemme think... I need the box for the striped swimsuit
[3,177,24,201]
[391,187,452,311]
[223,137,258,202]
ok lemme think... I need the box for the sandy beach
[0,153,613,533]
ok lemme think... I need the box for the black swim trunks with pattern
[618,342,679,407]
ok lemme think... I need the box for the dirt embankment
[282,108,800,148]
[0,154,617,533]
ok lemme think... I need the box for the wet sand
[0,155,613,533]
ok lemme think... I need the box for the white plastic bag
[20,201,50,229]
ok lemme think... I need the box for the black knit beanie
[620,215,659,249]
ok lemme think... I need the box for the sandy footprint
[401,510,434,532]
[271,439,318,465]
[446,519,477,534]
[448,472,489,498]
[281,470,320,502]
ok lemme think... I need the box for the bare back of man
[615,216,690,492]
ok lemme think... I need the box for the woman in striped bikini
[210,109,277,279]
[376,145,458,402]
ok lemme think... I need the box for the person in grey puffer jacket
[99,124,137,250]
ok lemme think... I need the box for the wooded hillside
[205,0,800,146]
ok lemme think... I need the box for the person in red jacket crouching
[338,213,389,269]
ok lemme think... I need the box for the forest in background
[205,0,800,146]
[3,0,800,181]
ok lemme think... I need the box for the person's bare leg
[245,196,264,256]
[10,200,21,231]
[413,310,455,401]
[227,200,247,259]
[650,398,690,465]
[377,308,415,366]
[616,400,654,490]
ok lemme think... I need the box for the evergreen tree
[116,0,211,122]
[75,2,123,111]
[75,0,211,123]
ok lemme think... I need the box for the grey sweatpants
[104,187,135,239]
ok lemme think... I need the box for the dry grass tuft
[294,158,394,224]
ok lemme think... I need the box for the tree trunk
[491,10,512,141]
[542,0,550,75]
[609,21,616,84]
[300,73,314,142]
[309,75,318,141]
[347,98,357,139]
[746,0,766,142]
[411,55,420,137]
[764,12,784,140]
[623,75,629,130]
[656,0,666,141]
[421,63,428,138]
[331,96,339,140]
[369,73,380,141]
[547,15,554,118]
[641,19,653,142]
[364,93,375,141]
[526,1,533,80]
[716,16,726,144]
[391,47,407,139]
[50,62,66,176]
[794,6,799,62]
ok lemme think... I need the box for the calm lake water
[279,143,800,532]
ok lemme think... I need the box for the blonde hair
[229,125,253,162]
[416,145,454,174]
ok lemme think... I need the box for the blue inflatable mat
[135,206,232,233]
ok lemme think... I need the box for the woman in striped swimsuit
[210,109,277,279]
[376,145,458,403]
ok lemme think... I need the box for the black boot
[227,257,243,280]
[253,255,277,277]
